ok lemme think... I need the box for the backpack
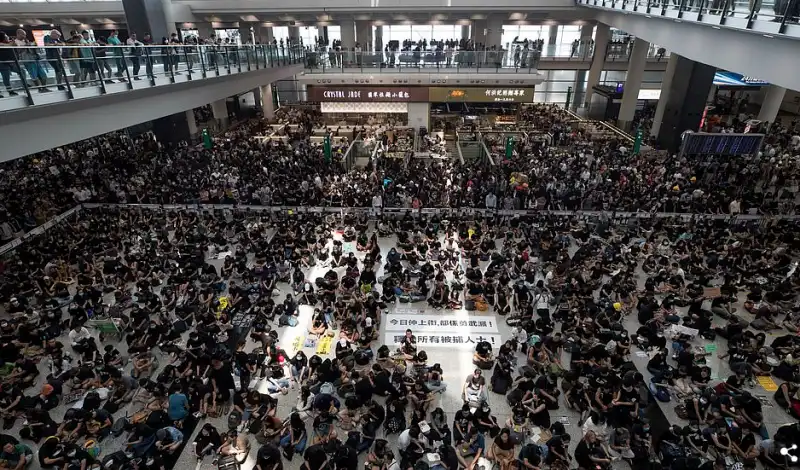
[354,349,371,366]
[279,314,298,327]
[649,382,671,402]
[320,382,335,395]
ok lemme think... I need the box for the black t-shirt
[257,443,282,469]
[573,439,594,468]
[494,436,515,451]
[304,444,328,470]
[211,364,236,391]
[454,409,472,431]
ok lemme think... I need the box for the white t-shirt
[397,429,412,450]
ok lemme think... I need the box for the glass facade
[378,24,467,45]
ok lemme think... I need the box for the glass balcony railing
[0,44,304,110]
[577,0,800,34]
[303,44,668,73]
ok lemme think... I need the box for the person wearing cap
[42,30,67,90]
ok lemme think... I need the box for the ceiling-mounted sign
[308,86,429,102]
[713,71,769,87]
[428,87,534,103]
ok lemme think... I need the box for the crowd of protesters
[1,104,800,470]
[3,105,800,243]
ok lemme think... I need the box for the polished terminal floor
[9,218,795,470]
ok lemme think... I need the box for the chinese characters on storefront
[310,86,535,103]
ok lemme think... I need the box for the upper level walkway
[577,0,800,90]
[0,44,302,160]
[304,43,670,74]
[0,44,303,112]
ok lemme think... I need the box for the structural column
[256,25,274,44]
[186,109,198,136]
[340,19,356,64]
[548,25,559,45]
[122,0,176,42]
[486,16,503,48]
[757,85,786,124]
[655,55,715,152]
[374,25,383,53]
[355,20,372,50]
[211,99,229,129]
[195,23,214,41]
[260,84,275,120]
[650,53,678,137]
[238,24,253,44]
[461,25,470,41]
[288,26,300,46]
[584,23,609,106]
[570,23,595,110]
[471,20,487,46]
[617,37,648,131]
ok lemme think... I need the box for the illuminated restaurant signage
[428,87,534,103]
[308,86,428,102]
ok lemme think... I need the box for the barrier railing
[341,132,360,171]
[0,44,304,109]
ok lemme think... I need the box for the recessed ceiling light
[763,34,774,38]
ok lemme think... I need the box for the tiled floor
[9,218,794,470]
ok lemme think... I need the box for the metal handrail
[0,43,304,108]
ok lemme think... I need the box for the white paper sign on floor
[394,307,426,315]
[386,314,499,333]
[384,333,503,348]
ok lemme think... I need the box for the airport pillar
[461,25,470,42]
[341,19,356,63]
[617,37,648,131]
[548,25,559,45]
[260,84,275,120]
[186,109,198,136]
[288,26,300,46]
[655,54,715,152]
[570,24,594,110]
[486,16,503,49]
[374,25,383,53]
[121,0,177,42]
[239,24,253,44]
[211,99,229,129]
[317,26,327,46]
[471,20,487,46]
[650,53,679,137]
[757,85,786,124]
[356,20,372,51]
[153,113,191,146]
[257,25,274,44]
[195,23,214,41]
[584,23,609,106]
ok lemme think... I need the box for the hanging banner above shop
[308,86,429,102]
[428,87,535,103]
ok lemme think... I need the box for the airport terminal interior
[2,3,800,470]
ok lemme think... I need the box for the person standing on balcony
[14,29,50,92]
[126,33,143,80]
[43,30,67,91]
[78,30,98,87]
[106,30,125,79]
[141,33,154,78]
[0,32,23,97]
